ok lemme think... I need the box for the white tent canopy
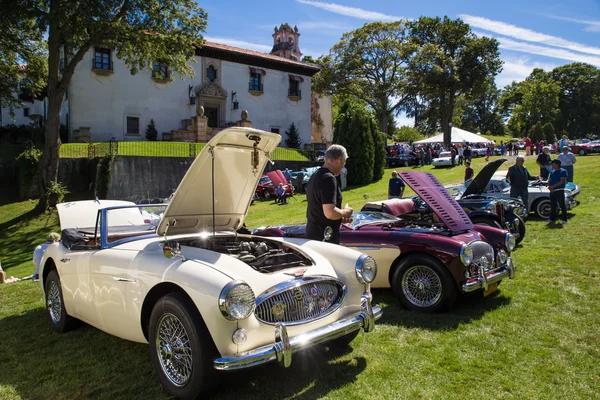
[413,127,493,144]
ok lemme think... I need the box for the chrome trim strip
[461,257,516,293]
[112,276,136,282]
[214,303,383,371]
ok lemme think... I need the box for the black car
[362,159,528,244]
[385,149,419,168]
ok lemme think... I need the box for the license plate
[483,282,499,297]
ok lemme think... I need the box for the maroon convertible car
[254,171,517,312]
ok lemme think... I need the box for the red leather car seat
[381,199,415,216]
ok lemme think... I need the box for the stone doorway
[204,106,219,128]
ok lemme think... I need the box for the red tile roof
[198,41,321,76]
[18,65,27,73]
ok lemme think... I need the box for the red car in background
[569,139,600,156]
[255,170,294,199]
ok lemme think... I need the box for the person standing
[275,183,288,204]
[282,168,292,183]
[557,146,577,182]
[458,145,464,165]
[463,145,472,163]
[525,137,532,156]
[388,171,405,199]
[306,145,353,244]
[296,169,306,193]
[558,135,570,152]
[536,147,552,180]
[548,159,568,224]
[450,146,457,166]
[464,161,474,186]
[340,166,348,190]
[506,156,537,211]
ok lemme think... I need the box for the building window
[270,128,280,134]
[152,62,170,80]
[18,79,34,103]
[288,78,301,98]
[249,72,263,92]
[126,116,140,135]
[24,108,29,117]
[207,65,217,82]
[93,47,112,71]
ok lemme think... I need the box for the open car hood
[398,171,473,233]
[157,128,281,236]
[462,158,507,197]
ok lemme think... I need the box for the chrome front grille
[471,240,495,270]
[495,201,505,223]
[255,277,346,325]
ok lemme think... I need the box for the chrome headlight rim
[356,254,378,284]
[460,244,473,266]
[505,233,516,252]
[218,280,256,321]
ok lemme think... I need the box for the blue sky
[201,0,600,125]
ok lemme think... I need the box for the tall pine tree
[333,101,374,185]
[285,123,302,148]
[369,116,386,182]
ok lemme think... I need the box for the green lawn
[58,142,310,161]
[0,154,599,399]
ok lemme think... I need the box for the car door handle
[60,258,70,263]
[112,276,136,283]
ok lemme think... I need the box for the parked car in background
[255,171,517,313]
[432,151,454,167]
[37,128,381,399]
[482,171,578,218]
[290,166,319,193]
[255,170,294,199]
[569,139,600,156]
[471,148,489,158]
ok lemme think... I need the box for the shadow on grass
[0,304,366,400]
[373,288,512,331]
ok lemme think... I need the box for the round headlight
[497,249,508,265]
[505,233,516,252]
[219,280,256,321]
[460,244,473,266]
[356,254,378,284]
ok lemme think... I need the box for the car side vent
[399,171,473,233]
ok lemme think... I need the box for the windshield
[446,185,466,197]
[349,211,400,229]
[498,179,510,190]
[259,176,271,185]
[105,205,167,243]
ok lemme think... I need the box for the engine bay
[181,235,312,273]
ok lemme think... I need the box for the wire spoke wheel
[401,265,442,308]
[47,280,62,324]
[156,313,193,387]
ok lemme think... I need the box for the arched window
[207,65,217,82]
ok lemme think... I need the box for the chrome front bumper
[213,294,382,371]
[462,257,516,293]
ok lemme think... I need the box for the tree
[368,116,386,182]
[145,119,158,141]
[542,122,555,144]
[529,122,544,143]
[329,21,410,134]
[333,100,374,185]
[393,126,424,143]
[405,16,503,146]
[3,0,207,208]
[459,79,505,136]
[502,69,560,137]
[551,63,600,139]
[284,122,301,148]
[0,0,47,118]
[302,54,334,96]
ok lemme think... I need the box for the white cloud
[298,20,353,31]
[460,14,600,56]
[204,36,272,53]
[296,0,402,22]
[496,57,557,87]
[546,15,600,33]
[473,30,600,67]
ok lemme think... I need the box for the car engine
[182,236,313,273]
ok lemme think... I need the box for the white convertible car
[432,151,453,167]
[38,128,381,399]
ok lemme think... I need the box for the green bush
[369,117,386,182]
[542,122,555,144]
[145,119,158,141]
[333,100,374,185]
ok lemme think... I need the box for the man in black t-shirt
[306,145,353,244]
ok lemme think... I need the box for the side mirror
[163,241,182,259]
[323,226,333,242]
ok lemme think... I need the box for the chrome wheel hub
[47,281,62,324]
[156,313,193,387]
[402,265,442,307]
